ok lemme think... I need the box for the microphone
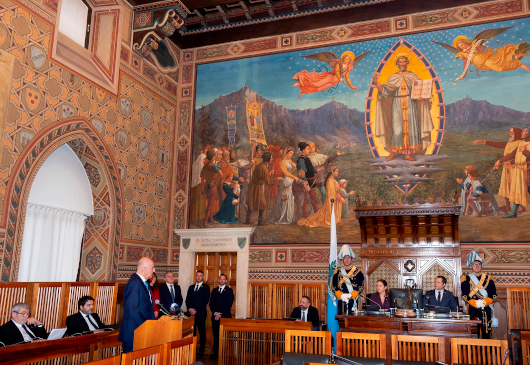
[359,293,382,310]
[0,341,5,347]
[435,361,448,365]
[170,303,180,312]
[501,349,510,365]
[155,299,172,316]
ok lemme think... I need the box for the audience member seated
[66,295,107,336]
[423,275,458,312]
[0,303,47,346]
[369,279,390,310]
[289,296,320,330]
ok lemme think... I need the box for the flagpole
[327,199,339,350]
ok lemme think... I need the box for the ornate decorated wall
[0,0,182,281]
[176,0,530,289]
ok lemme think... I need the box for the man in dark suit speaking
[209,273,234,360]
[0,303,47,345]
[290,296,320,330]
[119,257,156,353]
[423,275,458,312]
[158,271,183,315]
[66,295,106,336]
[186,270,210,358]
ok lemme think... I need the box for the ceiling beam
[290,0,298,12]
[181,0,237,9]
[217,4,230,23]
[239,0,252,19]
[264,0,274,16]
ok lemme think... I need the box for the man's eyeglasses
[15,312,30,317]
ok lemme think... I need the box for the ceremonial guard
[461,251,498,338]
[331,244,364,314]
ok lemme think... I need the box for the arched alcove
[18,144,94,282]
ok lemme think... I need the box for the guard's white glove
[475,299,486,309]
[340,293,352,303]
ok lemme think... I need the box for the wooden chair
[121,344,170,365]
[285,330,332,355]
[522,339,529,365]
[336,332,385,358]
[168,336,197,365]
[84,356,121,365]
[507,288,530,331]
[451,338,509,365]
[391,335,444,363]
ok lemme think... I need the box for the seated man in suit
[0,303,47,345]
[66,295,107,336]
[289,296,320,330]
[423,275,458,313]
[158,271,183,315]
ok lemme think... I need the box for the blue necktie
[194,285,199,293]
[145,281,149,292]
[170,285,175,302]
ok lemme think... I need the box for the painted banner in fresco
[190,17,530,243]
[226,106,237,147]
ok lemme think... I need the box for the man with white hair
[119,257,156,352]
[461,251,497,339]
[0,303,47,345]
[331,245,364,314]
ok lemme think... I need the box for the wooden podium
[133,316,195,351]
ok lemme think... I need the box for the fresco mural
[190,18,530,243]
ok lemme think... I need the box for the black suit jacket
[290,306,320,329]
[159,283,183,312]
[118,273,156,344]
[209,286,234,319]
[0,320,48,346]
[423,289,458,312]
[65,312,106,336]
[185,283,210,319]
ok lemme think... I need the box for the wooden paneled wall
[247,283,326,321]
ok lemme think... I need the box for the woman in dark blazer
[369,279,390,310]
[149,273,161,318]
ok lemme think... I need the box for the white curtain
[18,204,87,282]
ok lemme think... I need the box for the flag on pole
[327,199,339,350]
[226,106,237,147]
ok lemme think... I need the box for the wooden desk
[337,314,481,365]
[0,330,121,365]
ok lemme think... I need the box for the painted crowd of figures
[189,142,355,228]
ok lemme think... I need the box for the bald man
[118,257,156,353]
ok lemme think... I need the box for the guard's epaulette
[333,268,339,275]
[460,274,467,282]
[489,274,494,281]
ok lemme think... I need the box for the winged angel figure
[292,50,371,98]
[433,26,530,83]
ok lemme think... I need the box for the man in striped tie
[0,303,47,345]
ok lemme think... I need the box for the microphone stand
[358,293,382,311]
[331,353,362,365]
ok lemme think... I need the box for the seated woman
[369,279,390,310]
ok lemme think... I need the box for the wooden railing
[247,283,327,321]
[0,282,118,330]
[219,318,310,365]
[0,330,121,365]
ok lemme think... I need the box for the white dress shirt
[218,285,226,293]
[195,282,203,291]
[12,320,36,342]
[435,289,444,302]
[137,273,152,303]
[81,312,99,331]
[300,309,308,321]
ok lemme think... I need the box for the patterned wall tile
[249,250,272,262]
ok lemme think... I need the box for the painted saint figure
[373,54,434,162]
[293,50,371,98]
